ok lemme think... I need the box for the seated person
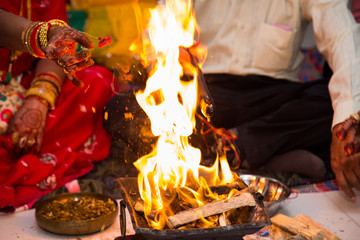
[0,0,114,211]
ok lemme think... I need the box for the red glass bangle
[29,23,46,58]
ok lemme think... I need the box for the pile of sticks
[270,213,341,240]
[134,182,258,229]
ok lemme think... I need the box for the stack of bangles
[22,19,68,58]
[24,72,62,109]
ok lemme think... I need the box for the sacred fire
[127,0,259,230]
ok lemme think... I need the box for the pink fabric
[271,23,292,31]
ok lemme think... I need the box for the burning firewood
[210,181,245,195]
[134,201,156,220]
[167,188,256,228]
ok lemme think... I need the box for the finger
[336,127,347,141]
[46,39,76,58]
[354,142,360,154]
[345,142,354,156]
[344,156,360,191]
[53,29,94,49]
[350,154,360,191]
[336,171,356,200]
[57,50,91,68]
[346,124,357,142]
[339,117,357,133]
[64,58,94,76]
[350,170,360,191]
[25,137,36,153]
[46,44,69,58]
[12,132,20,145]
[72,31,94,49]
[12,136,27,159]
[66,73,84,88]
[35,132,44,154]
[336,118,356,140]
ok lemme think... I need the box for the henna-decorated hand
[44,26,95,87]
[331,113,360,200]
[8,98,48,157]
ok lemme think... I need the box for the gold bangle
[39,22,50,49]
[37,20,68,52]
[31,81,59,98]
[25,87,57,108]
[32,73,62,94]
[34,25,45,57]
[48,19,69,27]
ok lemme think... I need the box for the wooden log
[295,214,341,240]
[210,182,242,195]
[134,201,156,220]
[271,214,325,240]
[218,213,228,226]
[269,225,294,240]
[167,190,256,228]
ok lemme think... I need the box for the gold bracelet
[32,73,62,94]
[48,19,69,27]
[39,22,50,49]
[37,19,69,51]
[31,81,59,98]
[25,87,57,108]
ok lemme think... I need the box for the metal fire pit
[118,178,271,240]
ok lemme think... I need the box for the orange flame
[133,0,235,229]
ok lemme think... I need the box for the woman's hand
[331,114,360,200]
[9,97,48,157]
[44,26,95,87]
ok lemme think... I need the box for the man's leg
[205,74,333,175]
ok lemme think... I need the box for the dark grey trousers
[205,74,333,170]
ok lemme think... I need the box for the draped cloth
[0,0,114,211]
[0,66,114,211]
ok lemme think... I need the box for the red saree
[0,0,114,210]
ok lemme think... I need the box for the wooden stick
[167,191,256,228]
[295,214,341,240]
[271,214,325,240]
[210,182,242,195]
[134,201,156,220]
[269,225,294,240]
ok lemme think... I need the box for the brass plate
[35,192,118,235]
